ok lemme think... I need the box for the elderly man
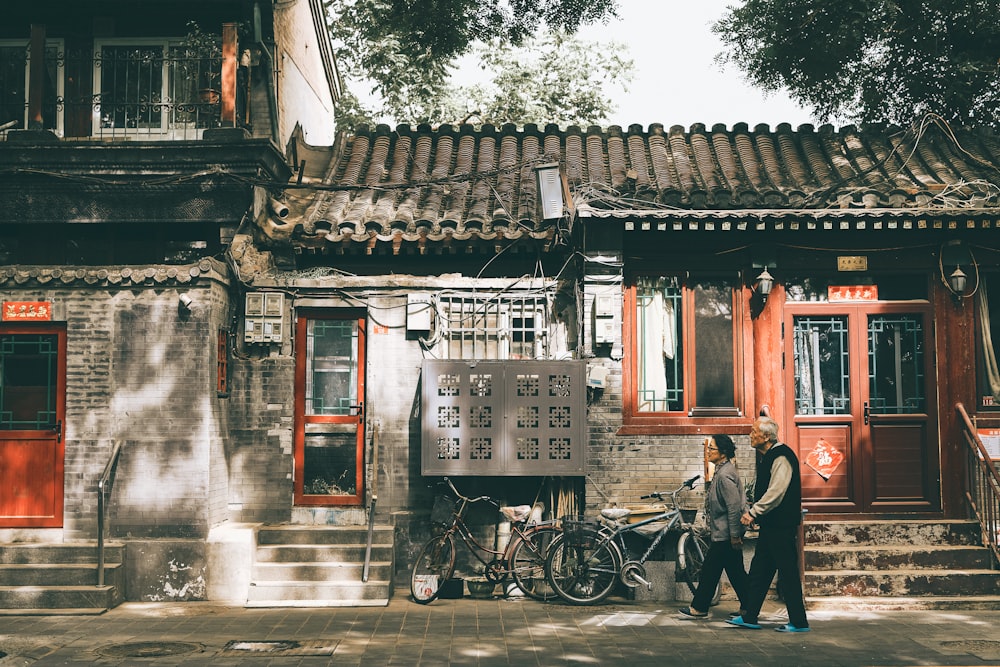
[726,416,810,633]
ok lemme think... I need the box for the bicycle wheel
[508,525,559,601]
[676,532,720,604]
[410,533,456,604]
[545,531,621,605]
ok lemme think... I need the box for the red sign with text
[828,285,878,302]
[3,301,53,321]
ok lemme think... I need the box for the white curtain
[637,278,675,411]
[979,282,1000,402]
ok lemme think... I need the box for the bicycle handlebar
[639,475,701,500]
[442,476,499,507]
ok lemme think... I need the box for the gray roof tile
[275,121,1000,253]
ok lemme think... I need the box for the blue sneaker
[725,616,762,630]
[775,623,811,633]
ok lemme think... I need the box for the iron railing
[1,43,237,140]
[956,402,1000,567]
[97,440,123,587]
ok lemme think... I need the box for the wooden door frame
[783,301,939,514]
[0,323,66,528]
[292,309,366,507]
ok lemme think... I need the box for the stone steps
[247,525,394,607]
[804,520,1000,601]
[0,543,125,614]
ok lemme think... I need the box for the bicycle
[410,477,560,604]
[544,475,717,605]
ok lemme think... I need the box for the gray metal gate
[421,360,586,476]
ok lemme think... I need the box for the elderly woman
[678,434,750,618]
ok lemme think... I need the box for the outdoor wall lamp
[178,293,193,314]
[940,240,978,305]
[948,267,968,300]
[755,268,775,303]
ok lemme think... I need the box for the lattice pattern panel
[421,360,586,475]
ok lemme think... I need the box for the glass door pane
[299,318,363,502]
[868,315,925,414]
[0,334,58,429]
[793,316,850,415]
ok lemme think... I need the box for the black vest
[754,443,802,528]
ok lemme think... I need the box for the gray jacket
[706,460,746,543]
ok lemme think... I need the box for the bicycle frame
[602,509,686,567]
[437,481,555,579]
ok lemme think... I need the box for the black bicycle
[544,475,716,605]
[410,477,560,604]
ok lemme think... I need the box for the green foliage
[326,0,623,127]
[713,0,1000,129]
[446,33,634,126]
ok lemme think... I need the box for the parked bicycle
[410,477,560,604]
[544,475,716,605]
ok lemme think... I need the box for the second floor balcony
[1,31,251,141]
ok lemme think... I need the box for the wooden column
[27,24,46,129]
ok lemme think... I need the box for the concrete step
[0,543,125,564]
[805,544,992,570]
[256,525,394,546]
[0,585,121,610]
[252,561,393,582]
[806,569,1000,597]
[246,581,391,607]
[804,520,980,547]
[254,544,394,563]
[0,563,124,587]
[805,595,1000,611]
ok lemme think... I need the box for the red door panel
[0,325,66,527]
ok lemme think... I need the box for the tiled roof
[271,121,1000,254]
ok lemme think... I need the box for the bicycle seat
[601,507,631,521]
[500,505,532,522]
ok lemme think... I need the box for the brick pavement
[2,593,1000,666]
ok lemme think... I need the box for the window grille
[438,292,548,360]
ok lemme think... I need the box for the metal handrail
[956,402,1000,567]
[97,440,123,587]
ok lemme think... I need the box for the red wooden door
[783,303,938,514]
[293,311,366,506]
[0,325,66,527]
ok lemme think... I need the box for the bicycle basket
[560,515,602,547]
[431,495,457,526]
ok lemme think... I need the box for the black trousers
[742,524,808,627]
[691,539,749,613]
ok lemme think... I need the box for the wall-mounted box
[245,292,285,343]
[407,293,433,331]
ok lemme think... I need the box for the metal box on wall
[421,360,587,476]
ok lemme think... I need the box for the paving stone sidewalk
[2,594,1000,666]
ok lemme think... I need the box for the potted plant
[177,21,221,103]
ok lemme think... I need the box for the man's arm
[740,456,792,525]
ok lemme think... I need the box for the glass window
[0,40,63,133]
[631,275,743,419]
[438,292,548,360]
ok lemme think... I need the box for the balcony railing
[957,402,1000,568]
[1,41,248,141]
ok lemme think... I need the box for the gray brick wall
[1,266,232,542]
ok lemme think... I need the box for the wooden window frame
[621,274,754,434]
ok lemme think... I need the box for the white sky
[574,0,817,130]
